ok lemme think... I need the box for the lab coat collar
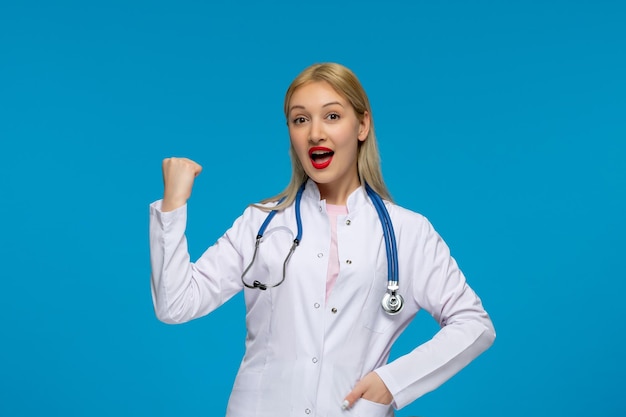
[302,179,372,214]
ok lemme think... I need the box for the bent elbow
[151,282,193,325]
[485,324,496,348]
[479,317,496,351]
[153,302,191,325]
[155,310,180,325]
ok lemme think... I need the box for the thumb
[342,382,365,410]
[191,160,202,176]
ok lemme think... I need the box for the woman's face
[287,81,369,204]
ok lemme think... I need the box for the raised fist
[161,157,202,212]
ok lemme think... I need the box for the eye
[292,116,308,125]
[326,112,341,121]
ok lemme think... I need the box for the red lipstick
[309,146,334,169]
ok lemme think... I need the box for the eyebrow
[289,101,345,113]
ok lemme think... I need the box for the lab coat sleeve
[149,200,248,324]
[374,216,496,409]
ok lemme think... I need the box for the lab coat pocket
[349,398,394,417]
[361,255,395,334]
[362,302,395,334]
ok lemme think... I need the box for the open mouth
[309,146,334,169]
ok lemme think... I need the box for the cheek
[337,125,361,148]
[289,139,308,165]
[289,130,307,151]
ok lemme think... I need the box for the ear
[358,111,371,142]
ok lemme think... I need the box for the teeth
[311,150,333,160]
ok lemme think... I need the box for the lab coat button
[317,253,324,258]
[345,259,352,264]
[305,408,312,414]
[312,357,318,363]
[331,307,338,314]
[314,303,320,309]
[346,219,351,225]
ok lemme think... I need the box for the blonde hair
[257,63,391,210]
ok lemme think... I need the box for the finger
[178,158,202,176]
[192,161,202,176]
[342,383,365,410]
[162,157,202,177]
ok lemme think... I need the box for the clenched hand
[161,157,202,212]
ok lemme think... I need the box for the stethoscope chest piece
[381,291,404,315]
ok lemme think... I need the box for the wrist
[161,197,187,212]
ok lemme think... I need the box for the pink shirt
[325,203,348,301]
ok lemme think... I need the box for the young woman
[150,63,495,417]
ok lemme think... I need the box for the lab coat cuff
[373,367,401,410]
[149,199,187,227]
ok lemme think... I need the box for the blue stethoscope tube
[364,184,404,315]
[241,182,404,315]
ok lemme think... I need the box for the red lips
[309,146,334,169]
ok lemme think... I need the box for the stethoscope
[241,182,404,315]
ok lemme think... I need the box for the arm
[375,218,496,409]
[149,201,245,324]
[149,157,244,324]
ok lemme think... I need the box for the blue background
[1,1,624,416]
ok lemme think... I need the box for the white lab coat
[150,180,495,417]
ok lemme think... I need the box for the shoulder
[237,202,275,223]
[385,201,431,229]
[231,200,295,229]
[383,201,444,249]
[382,202,451,262]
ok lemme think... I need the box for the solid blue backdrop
[1,1,624,416]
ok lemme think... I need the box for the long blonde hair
[258,63,392,210]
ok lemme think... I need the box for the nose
[308,117,325,143]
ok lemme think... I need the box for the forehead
[289,81,349,108]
